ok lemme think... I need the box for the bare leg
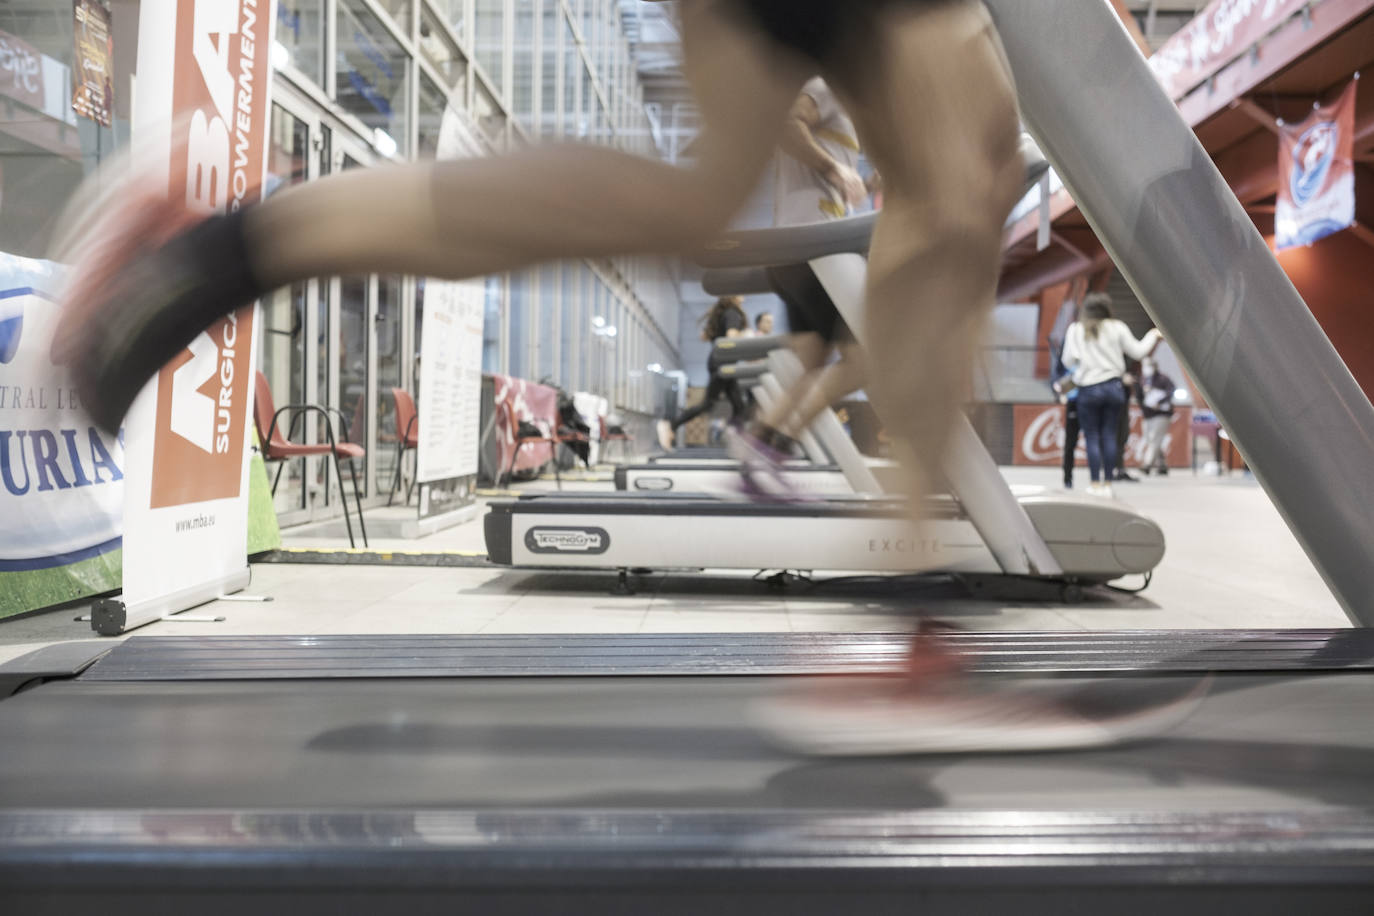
[825,0,1024,513]
[250,4,811,288]
[755,330,829,433]
[57,2,811,435]
[776,343,867,441]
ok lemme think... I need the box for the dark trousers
[1114,396,1131,476]
[1077,379,1126,483]
[1062,400,1080,485]
[672,375,747,430]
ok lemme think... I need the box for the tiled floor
[0,466,1349,666]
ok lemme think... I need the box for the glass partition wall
[1,0,681,529]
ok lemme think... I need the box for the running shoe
[728,425,811,502]
[753,672,1210,756]
[50,124,264,435]
[656,419,675,452]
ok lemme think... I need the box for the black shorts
[726,0,952,69]
[767,261,851,344]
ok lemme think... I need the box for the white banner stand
[94,0,278,635]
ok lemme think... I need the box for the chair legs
[405,450,417,505]
[347,457,369,548]
[388,445,421,508]
[387,439,405,506]
[330,452,357,549]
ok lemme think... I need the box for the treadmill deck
[2,631,1371,912]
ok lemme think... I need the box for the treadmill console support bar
[985,0,1374,624]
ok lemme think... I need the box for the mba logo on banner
[146,0,264,510]
[150,316,250,508]
[1276,79,1358,251]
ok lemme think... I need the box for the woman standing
[1060,293,1161,496]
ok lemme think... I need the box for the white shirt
[1061,319,1158,387]
[773,78,861,226]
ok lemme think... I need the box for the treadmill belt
[3,638,1374,912]
[2,673,1374,811]
[75,629,1374,680]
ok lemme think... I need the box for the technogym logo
[525,526,610,555]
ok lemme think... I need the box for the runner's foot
[754,673,1209,756]
[656,419,675,452]
[728,424,810,502]
[753,625,1209,755]
[52,201,263,435]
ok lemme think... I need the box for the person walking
[1138,356,1176,475]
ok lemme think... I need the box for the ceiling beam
[1228,97,1282,135]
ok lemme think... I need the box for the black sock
[85,207,270,434]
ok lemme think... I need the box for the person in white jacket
[1060,293,1162,496]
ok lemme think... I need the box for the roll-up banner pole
[413,108,486,525]
[93,0,277,635]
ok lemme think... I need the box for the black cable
[1104,570,1153,595]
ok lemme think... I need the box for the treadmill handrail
[709,334,786,365]
[696,212,878,269]
[701,266,774,297]
[718,360,769,381]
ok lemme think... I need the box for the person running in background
[1060,293,1162,497]
[729,77,869,496]
[657,296,750,450]
[1138,356,1176,475]
[754,311,774,336]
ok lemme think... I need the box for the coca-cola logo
[1016,405,1176,466]
[1020,407,1081,463]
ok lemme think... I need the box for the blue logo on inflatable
[1289,120,1338,208]
[0,291,22,365]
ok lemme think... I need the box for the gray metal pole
[983,0,1374,625]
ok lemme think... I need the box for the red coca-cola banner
[491,374,558,475]
[1012,404,1193,468]
[1276,78,1357,250]
[1148,0,1306,101]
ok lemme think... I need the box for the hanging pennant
[1275,78,1358,250]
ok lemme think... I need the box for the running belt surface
[2,632,1372,914]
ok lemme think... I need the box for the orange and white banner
[1276,78,1357,251]
[1012,403,1193,468]
[113,0,276,632]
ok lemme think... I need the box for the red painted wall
[1273,230,1374,403]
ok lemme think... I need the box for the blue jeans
[1077,379,1126,482]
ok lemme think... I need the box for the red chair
[387,387,420,506]
[254,371,368,548]
[498,399,562,489]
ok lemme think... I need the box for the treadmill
[5,2,1374,911]
[486,211,1165,589]
[2,629,1374,913]
[625,131,1055,496]
[621,335,867,497]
